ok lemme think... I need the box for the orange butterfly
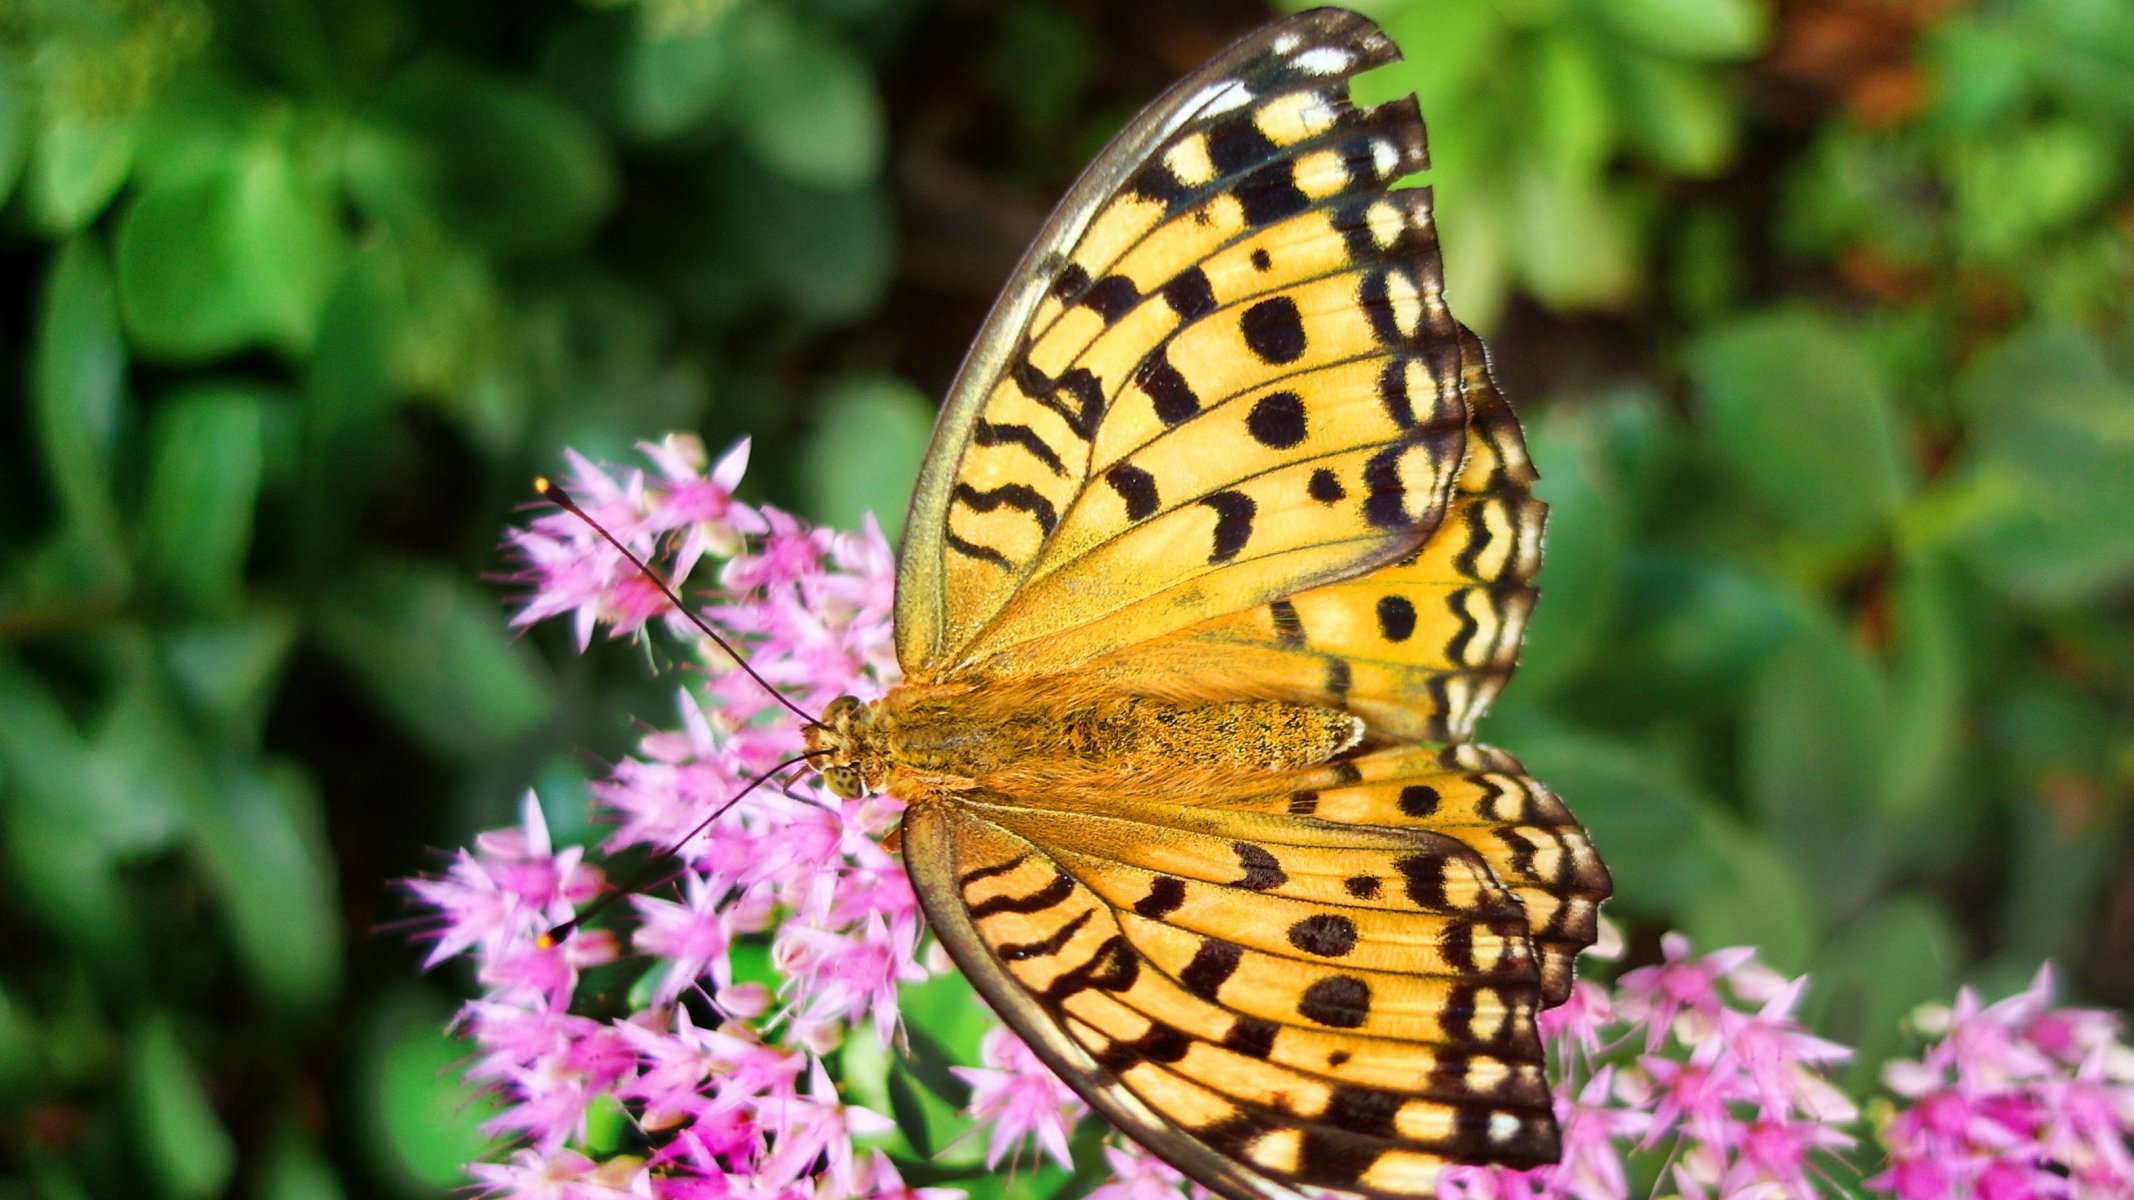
[807,10,1611,1198]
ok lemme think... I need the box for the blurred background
[0,0,2128,1196]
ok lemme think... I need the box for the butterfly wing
[1071,329,1543,745]
[902,744,1608,1200]
[896,9,1475,681]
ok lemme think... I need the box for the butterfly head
[805,694,879,799]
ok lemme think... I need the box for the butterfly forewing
[896,9,1466,679]
[1075,329,1544,744]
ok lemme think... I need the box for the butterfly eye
[822,695,863,727]
[820,764,862,798]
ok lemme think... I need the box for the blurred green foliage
[0,0,2127,1197]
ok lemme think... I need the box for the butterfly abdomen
[866,682,1363,800]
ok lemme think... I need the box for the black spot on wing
[1135,348,1201,425]
[1240,296,1307,364]
[1325,657,1353,700]
[971,420,1066,477]
[1082,274,1142,323]
[1398,785,1440,818]
[1042,934,1140,1001]
[952,482,1058,535]
[1360,442,1411,530]
[946,531,1014,569]
[1286,913,1358,957]
[1012,358,1105,441]
[1105,462,1161,522]
[1180,938,1242,1000]
[1377,359,1417,428]
[1050,261,1092,303]
[1343,875,1381,900]
[1200,490,1256,564]
[958,854,1029,886]
[1245,390,1307,448]
[1375,594,1417,642]
[998,909,1093,961]
[1133,875,1186,919]
[1358,267,1410,347]
[1298,975,1370,1028]
[1206,109,1278,174]
[1160,266,1216,320]
[1269,599,1305,648]
[1308,467,1346,504]
[1221,1015,1277,1060]
[1324,1086,1403,1137]
[1287,790,1319,815]
[969,869,1075,919]
[1440,922,1476,972]
[1395,853,1448,910]
[1250,247,1273,272]
[1235,160,1310,226]
[1130,159,1194,209]
[1232,842,1286,890]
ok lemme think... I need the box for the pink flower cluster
[414,437,937,1199]
[1872,967,2134,1199]
[409,436,2134,1200]
[1440,933,1857,1200]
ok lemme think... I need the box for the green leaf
[1743,608,1890,914]
[257,1129,347,1200]
[796,376,937,541]
[1529,31,1616,177]
[31,235,130,575]
[1613,53,1735,176]
[137,385,269,612]
[1509,157,1638,310]
[313,560,552,761]
[356,989,499,1192]
[1594,0,1768,60]
[354,63,617,256]
[1510,401,1630,697]
[1690,309,1914,539]
[191,760,344,1011]
[1680,820,1823,973]
[1877,554,1964,840]
[620,14,735,139]
[1597,553,1800,721]
[1807,897,1959,1089]
[28,110,136,234]
[1945,323,2134,602]
[127,1015,237,1200]
[716,163,894,320]
[1508,727,1727,914]
[1950,120,2117,262]
[0,51,30,210]
[0,652,147,985]
[293,259,395,579]
[160,607,302,743]
[726,7,885,189]
[114,133,346,358]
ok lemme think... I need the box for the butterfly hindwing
[902,745,1582,1200]
[897,10,1472,680]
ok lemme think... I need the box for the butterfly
[804,9,1611,1199]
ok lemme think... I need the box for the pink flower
[424,433,2134,1200]
[1614,933,1760,1051]
[1870,967,2134,1199]
[1086,1142,1191,1200]
[953,1027,1088,1170]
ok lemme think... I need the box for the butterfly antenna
[537,749,829,948]
[533,477,825,730]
